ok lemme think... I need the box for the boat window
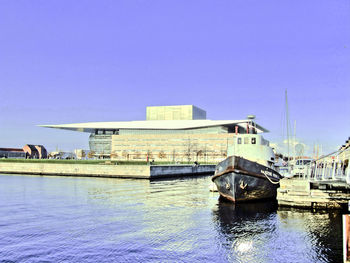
[244,137,249,144]
[251,137,256,144]
[237,138,242,144]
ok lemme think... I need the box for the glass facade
[88,125,246,161]
[89,134,112,156]
[0,150,26,159]
[110,133,234,162]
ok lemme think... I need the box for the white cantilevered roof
[39,119,269,133]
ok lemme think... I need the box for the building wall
[0,150,26,159]
[34,145,48,159]
[111,133,235,162]
[0,162,150,178]
[146,105,206,120]
[23,144,39,159]
[89,125,246,160]
[192,105,207,120]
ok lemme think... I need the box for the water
[0,174,343,263]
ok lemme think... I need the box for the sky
[0,0,349,155]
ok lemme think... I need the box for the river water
[0,174,343,262]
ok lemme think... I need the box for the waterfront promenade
[0,160,215,179]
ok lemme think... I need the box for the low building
[23,144,39,159]
[40,105,267,163]
[23,144,47,159]
[0,148,26,159]
[35,145,48,159]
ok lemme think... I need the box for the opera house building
[41,105,267,163]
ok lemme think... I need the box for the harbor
[277,138,350,210]
[0,174,343,262]
[1,0,349,261]
[2,133,349,262]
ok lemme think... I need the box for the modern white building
[40,105,267,162]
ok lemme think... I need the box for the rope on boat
[263,173,280,185]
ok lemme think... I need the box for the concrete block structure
[146,105,206,120]
[0,162,216,179]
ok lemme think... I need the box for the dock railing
[305,148,350,183]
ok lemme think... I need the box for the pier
[0,161,215,179]
[277,178,350,210]
[277,144,350,210]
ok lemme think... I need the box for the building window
[237,138,242,144]
[244,137,249,144]
[251,138,256,144]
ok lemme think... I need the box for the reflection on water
[213,200,342,263]
[213,200,279,263]
[277,207,343,263]
[0,174,343,262]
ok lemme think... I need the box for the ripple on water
[0,174,344,262]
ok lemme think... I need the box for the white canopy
[39,119,268,133]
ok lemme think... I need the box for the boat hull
[212,156,281,202]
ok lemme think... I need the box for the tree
[110,151,119,159]
[87,150,95,159]
[172,149,176,163]
[158,151,166,160]
[196,150,203,161]
[183,138,193,163]
[122,151,128,160]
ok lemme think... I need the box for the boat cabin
[227,133,276,168]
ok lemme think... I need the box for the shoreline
[0,161,216,179]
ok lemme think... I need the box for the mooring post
[321,162,326,181]
[346,165,350,184]
[331,160,336,181]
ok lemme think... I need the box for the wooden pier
[277,178,350,210]
[278,138,350,210]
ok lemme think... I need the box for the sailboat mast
[285,90,290,160]
[294,120,296,159]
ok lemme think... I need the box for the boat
[212,117,282,202]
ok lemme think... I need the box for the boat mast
[285,90,290,161]
[294,120,296,159]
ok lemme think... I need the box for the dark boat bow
[212,156,282,202]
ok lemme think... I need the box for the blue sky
[0,0,349,155]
